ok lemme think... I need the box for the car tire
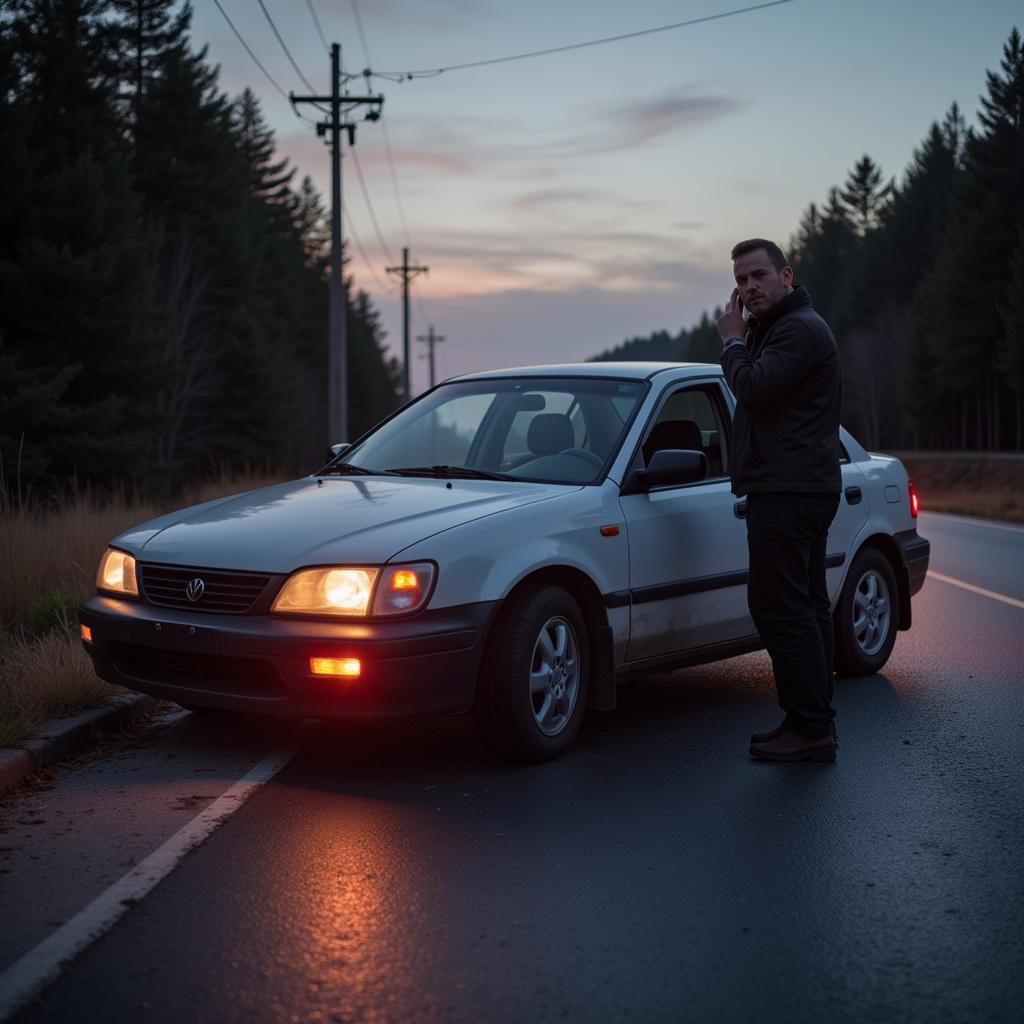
[474,584,590,762]
[834,546,899,676]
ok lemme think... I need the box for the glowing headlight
[372,563,436,616]
[272,568,379,616]
[96,549,138,596]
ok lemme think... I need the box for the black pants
[745,491,841,738]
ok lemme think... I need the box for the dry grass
[0,470,284,631]
[0,471,284,747]
[892,453,1024,523]
[0,621,120,748]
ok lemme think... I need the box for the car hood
[114,476,578,572]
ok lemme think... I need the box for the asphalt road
[1,510,1022,1024]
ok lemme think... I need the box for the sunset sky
[192,0,1020,395]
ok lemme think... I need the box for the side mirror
[622,449,708,494]
[324,442,350,463]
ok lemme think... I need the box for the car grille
[139,564,271,614]
[110,642,282,697]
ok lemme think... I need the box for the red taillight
[908,480,919,517]
[81,624,93,643]
[310,657,361,677]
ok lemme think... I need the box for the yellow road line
[928,570,1024,610]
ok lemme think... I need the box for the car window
[351,392,496,469]
[641,385,729,479]
[501,391,585,466]
[341,377,647,485]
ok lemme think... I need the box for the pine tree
[999,230,1024,448]
[789,188,858,325]
[840,155,893,235]
[914,29,1024,449]
[683,310,724,363]
[0,0,163,487]
[233,88,295,208]
[109,0,190,128]
[294,175,331,270]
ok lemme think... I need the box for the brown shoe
[751,721,838,747]
[750,721,788,745]
[750,728,837,763]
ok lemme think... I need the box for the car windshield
[334,377,648,485]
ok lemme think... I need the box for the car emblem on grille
[185,578,205,602]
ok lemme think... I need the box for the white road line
[928,570,1024,610]
[920,511,1024,534]
[0,724,312,1021]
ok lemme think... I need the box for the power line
[305,0,329,52]
[350,0,372,71]
[211,0,319,125]
[371,0,796,79]
[256,0,320,95]
[349,145,395,264]
[414,291,430,326]
[344,206,395,295]
[212,0,290,102]
[379,111,412,245]
[345,6,416,279]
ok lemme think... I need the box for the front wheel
[474,585,590,762]
[834,547,899,676]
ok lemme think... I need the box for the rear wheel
[834,547,899,676]
[475,584,590,762]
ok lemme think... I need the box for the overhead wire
[305,0,329,52]
[344,206,396,295]
[211,0,318,126]
[350,0,372,73]
[256,0,321,94]
[347,1,426,327]
[349,147,395,265]
[370,0,796,79]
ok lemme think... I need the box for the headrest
[527,413,575,456]
[643,419,703,463]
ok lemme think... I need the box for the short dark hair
[730,238,788,271]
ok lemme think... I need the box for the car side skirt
[616,633,764,678]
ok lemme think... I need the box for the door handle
[845,486,862,505]
[733,499,747,519]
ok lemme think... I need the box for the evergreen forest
[0,0,400,498]
[2,7,1022,508]
[593,27,1024,453]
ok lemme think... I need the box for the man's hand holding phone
[717,288,747,345]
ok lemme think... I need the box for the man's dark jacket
[720,286,842,497]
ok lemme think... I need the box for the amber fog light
[310,657,361,677]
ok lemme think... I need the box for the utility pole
[387,247,428,401]
[416,325,446,389]
[291,45,383,442]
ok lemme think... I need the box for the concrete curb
[0,694,156,799]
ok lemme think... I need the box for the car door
[619,380,753,663]
[825,438,871,601]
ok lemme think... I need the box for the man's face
[732,249,793,316]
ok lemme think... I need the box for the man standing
[717,239,842,762]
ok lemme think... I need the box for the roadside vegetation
[897,453,1024,523]
[0,472,281,748]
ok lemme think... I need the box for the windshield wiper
[319,462,389,476]
[390,465,518,481]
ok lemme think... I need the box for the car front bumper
[79,595,499,719]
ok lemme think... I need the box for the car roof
[446,362,722,383]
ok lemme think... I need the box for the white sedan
[80,363,930,760]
